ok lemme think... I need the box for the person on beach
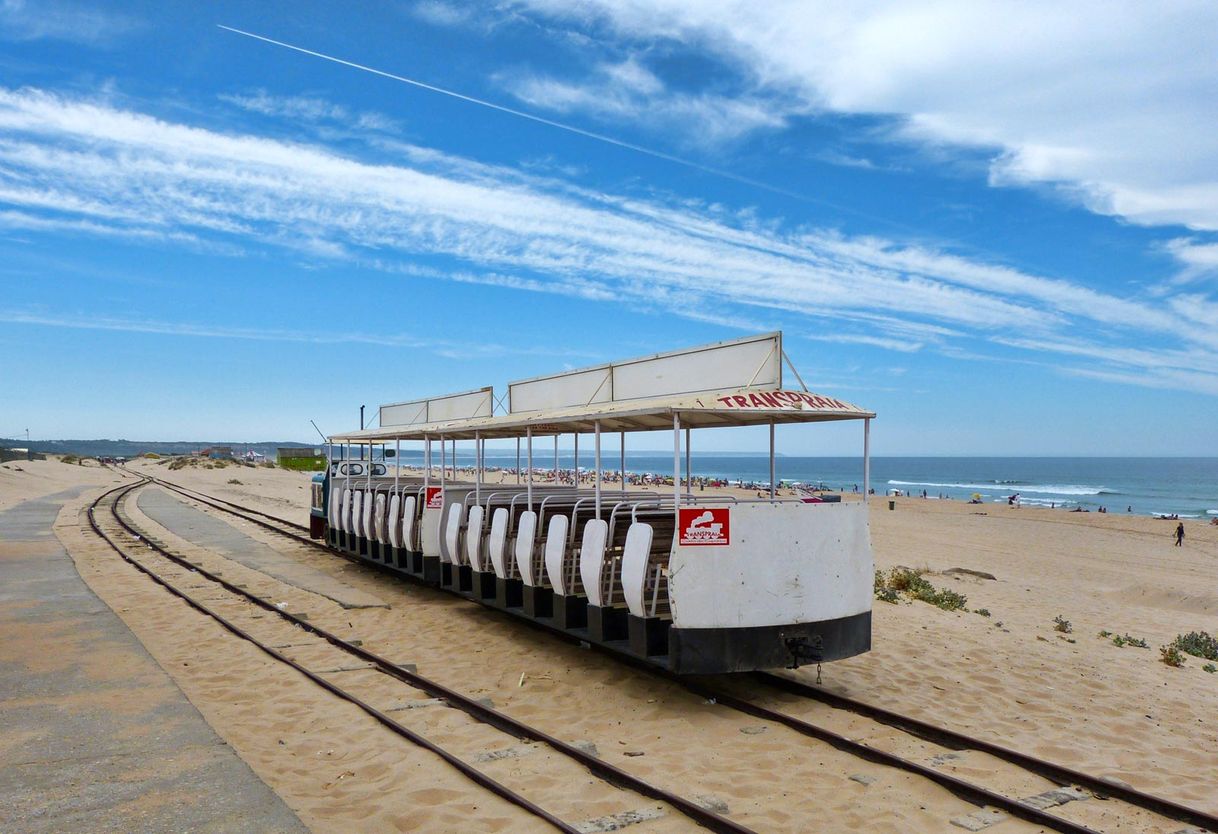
[1174,522,1185,546]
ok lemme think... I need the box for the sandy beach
[4,454,1217,831]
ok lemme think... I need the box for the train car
[314,332,876,673]
[310,459,386,540]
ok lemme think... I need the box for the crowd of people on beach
[397,463,843,497]
[393,464,1205,524]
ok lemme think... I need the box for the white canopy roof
[330,386,873,444]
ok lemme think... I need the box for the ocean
[397,450,1217,519]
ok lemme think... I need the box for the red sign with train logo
[678,507,730,546]
[425,486,444,509]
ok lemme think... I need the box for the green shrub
[873,570,900,603]
[1053,615,1072,634]
[877,568,967,610]
[889,568,933,595]
[930,588,969,611]
[974,608,991,617]
[1172,631,1218,661]
[227,478,242,485]
[1112,633,1148,649]
[876,587,900,604]
[1203,663,1216,674]
[1160,645,1185,667]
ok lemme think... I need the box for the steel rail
[672,676,1104,834]
[88,481,580,834]
[146,477,429,588]
[150,475,310,530]
[100,479,755,834]
[753,671,1218,834]
[142,476,1218,834]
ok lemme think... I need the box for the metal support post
[769,420,776,500]
[685,427,691,494]
[673,414,681,527]
[863,417,871,500]
[594,421,602,520]
[620,431,626,495]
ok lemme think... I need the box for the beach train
[313,332,876,673]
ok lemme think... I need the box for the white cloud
[219,90,400,132]
[814,151,878,171]
[1164,238,1218,284]
[504,56,788,144]
[0,309,587,360]
[0,86,1215,394]
[0,0,137,43]
[410,1,474,28]
[509,1,1218,233]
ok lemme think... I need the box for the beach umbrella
[972,493,981,501]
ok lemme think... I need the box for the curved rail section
[140,475,1218,834]
[89,478,753,834]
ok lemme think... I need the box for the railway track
[137,473,1218,834]
[88,477,754,834]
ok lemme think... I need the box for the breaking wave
[887,479,1110,496]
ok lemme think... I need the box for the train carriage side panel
[667,501,873,673]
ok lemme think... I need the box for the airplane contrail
[216,24,852,209]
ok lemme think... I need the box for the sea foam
[887,479,1107,496]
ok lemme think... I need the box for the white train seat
[328,486,342,528]
[401,495,418,552]
[579,519,609,606]
[488,508,510,578]
[373,494,387,543]
[444,502,465,565]
[514,510,538,585]
[360,490,374,540]
[466,505,486,570]
[387,494,402,549]
[541,514,568,592]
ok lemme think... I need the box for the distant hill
[0,439,317,459]
[1,439,786,461]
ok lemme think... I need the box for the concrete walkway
[0,488,307,834]
[137,486,386,609]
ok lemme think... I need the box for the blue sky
[2,0,1216,455]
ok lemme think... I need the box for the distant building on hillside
[277,447,325,471]
[0,447,45,462]
[277,447,320,459]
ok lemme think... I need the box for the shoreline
[365,462,1216,523]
